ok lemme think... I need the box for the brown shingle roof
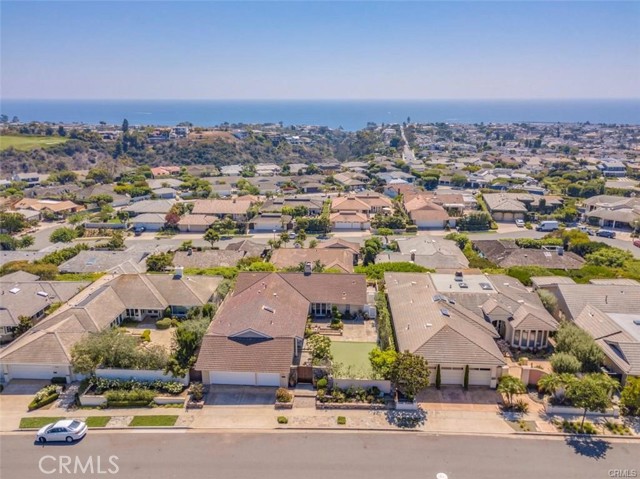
[195,336,294,374]
[270,249,355,273]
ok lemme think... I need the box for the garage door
[210,371,256,385]
[440,367,464,385]
[8,364,64,380]
[210,371,281,386]
[256,373,281,386]
[469,368,492,386]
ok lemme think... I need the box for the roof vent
[262,305,275,313]
[9,288,20,294]
[440,308,450,317]
[37,291,49,298]
[426,323,432,327]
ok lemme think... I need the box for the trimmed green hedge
[28,393,59,411]
[107,400,152,408]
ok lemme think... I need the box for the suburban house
[172,249,247,269]
[225,239,268,258]
[0,272,89,342]
[130,213,167,232]
[11,173,42,187]
[152,187,178,199]
[331,196,370,215]
[150,166,181,178]
[316,238,360,262]
[177,214,217,233]
[328,193,391,231]
[537,280,640,384]
[583,195,640,230]
[385,272,506,388]
[0,272,222,383]
[353,192,393,214]
[333,172,368,190]
[432,273,558,351]
[329,211,371,231]
[74,184,130,207]
[260,197,324,216]
[376,236,469,270]
[249,213,292,232]
[123,199,176,217]
[482,193,529,221]
[403,196,454,229]
[191,198,254,222]
[473,240,585,269]
[270,248,357,273]
[12,198,84,217]
[195,271,367,387]
[58,250,150,274]
[598,159,627,177]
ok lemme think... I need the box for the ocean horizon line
[3,98,640,102]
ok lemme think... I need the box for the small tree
[620,377,640,416]
[463,365,469,390]
[377,227,394,243]
[49,227,77,243]
[435,364,441,390]
[554,321,604,373]
[203,228,220,248]
[538,373,577,404]
[389,352,430,401]
[368,347,398,380]
[497,375,527,407]
[12,316,33,339]
[551,352,582,374]
[146,252,173,272]
[566,374,614,429]
[307,334,332,366]
[279,231,290,248]
[309,239,318,248]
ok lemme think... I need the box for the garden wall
[544,402,619,418]
[96,368,188,386]
[333,378,391,394]
[84,222,129,230]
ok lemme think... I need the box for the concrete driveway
[205,386,277,406]
[0,380,51,431]
[1,379,49,395]
[417,386,502,412]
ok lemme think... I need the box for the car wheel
[38,437,46,443]
[65,436,74,443]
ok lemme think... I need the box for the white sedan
[36,419,87,443]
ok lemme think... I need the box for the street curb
[16,426,191,432]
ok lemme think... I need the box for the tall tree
[122,118,129,133]
[389,352,430,401]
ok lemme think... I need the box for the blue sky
[1,1,639,99]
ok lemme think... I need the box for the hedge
[28,393,60,411]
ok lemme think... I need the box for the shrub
[276,388,293,403]
[316,378,328,389]
[512,399,530,413]
[405,225,417,233]
[337,416,347,425]
[620,377,640,417]
[561,419,597,434]
[105,388,155,404]
[277,416,288,424]
[28,385,60,411]
[604,421,631,435]
[189,383,204,401]
[156,318,172,330]
[551,352,582,374]
[140,330,151,342]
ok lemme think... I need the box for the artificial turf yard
[330,341,377,377]
[0,135,68,151]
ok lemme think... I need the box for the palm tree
[538,373,578,404]
[497,375,527,407]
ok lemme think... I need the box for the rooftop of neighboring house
[225,240,268,258]
[473,239,585,269]
[172,249,247,269]
[395,236,469,267]
[330,196,371,212]
[122,199,176,215]
[177,214,217,227]
[482,193,530,212]
[270,248,355,273]
[0,251,47,267]
[316,238,360,255]
[384,272,506,367]
[191,198,254,216]
[12,198,83,213]
[58,250,149,274]
[543,283,640,321]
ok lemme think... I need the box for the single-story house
[270,248,356,273]
[329,211,370,231]
[58,250,149,274]
[195,271,367,387]
[177,214,217,233]
[249,213,292,232]
[191,198,254,222]
[0,273,222,383]
[130,213,166,232]
[123,199,176,217]
[172,250,247,269]
[473,240,585,269]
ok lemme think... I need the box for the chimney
[174,266,184,279]
[304,262,312,276]
[187,248,193,256]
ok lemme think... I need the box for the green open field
[330,341,377,378]
[0,135,68,151]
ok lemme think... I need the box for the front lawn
[330,341,376,378]
[128,415,178,427]
[19,417,63,429]
[85,416,111,428]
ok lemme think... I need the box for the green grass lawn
[330,341,377,378]
[85,416,111,428]
[128,415,178,427]
[0,135,68,151]
[19,417,63,429]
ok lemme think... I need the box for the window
[513,330,520,345]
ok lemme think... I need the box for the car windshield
[68,420,81,429]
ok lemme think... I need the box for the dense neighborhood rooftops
[173,250,247,269]
[473,239,585,269]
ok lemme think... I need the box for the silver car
[36,419,87,443]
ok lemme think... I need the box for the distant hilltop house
[12,198,84,218]
[150,166,181,178]
[583,195,640,230]
[598,158,627,177]
[11,173,43,188]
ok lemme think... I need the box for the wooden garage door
[469,368,492,386]
[440,367,464,385]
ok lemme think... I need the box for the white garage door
[440,367,464,385]
[210,371,281,386]
[469,368,492,386]
[8,364,64,380]
[256,373,281,387]
[210,371,256,385]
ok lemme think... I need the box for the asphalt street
[0,431,638,479]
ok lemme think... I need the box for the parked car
[596,229,616,238]
[288,232,297,239]
[536,220,559,232]
[134,226,145,236]
[577,225,595,236]
[36,419,87,443]
[515,219,525,227]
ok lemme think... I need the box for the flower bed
[88,376,185,395]
[316,386,388,410]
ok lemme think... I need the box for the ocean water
[1,99,639,131]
